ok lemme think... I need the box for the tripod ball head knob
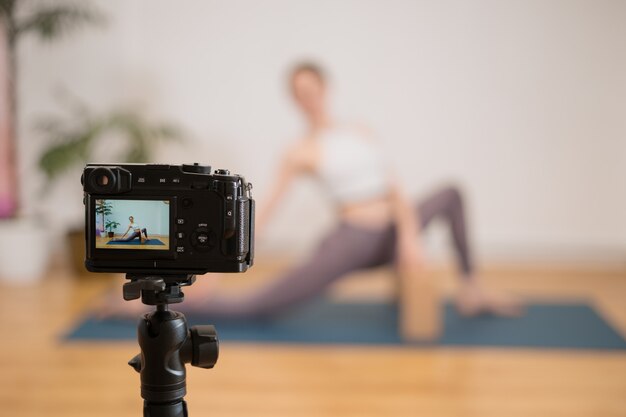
[190,325,219,369]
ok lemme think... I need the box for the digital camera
[82,163,254,274]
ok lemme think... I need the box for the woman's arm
[391,182,443,342]
[255,141,318,238]
[120,225,131,238]
[390,183,423,272]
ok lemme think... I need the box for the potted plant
[38,100,181,182]
[0,0,102,283]
[105,220,120,239]
[0,0,182,279]
[38,99,182,276]
[95,199,113,236]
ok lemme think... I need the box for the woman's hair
[290,61,326,84]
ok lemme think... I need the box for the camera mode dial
[182,163,212,174]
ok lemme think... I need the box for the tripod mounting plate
[123,274,196,305]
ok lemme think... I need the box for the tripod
[123,274,219,417]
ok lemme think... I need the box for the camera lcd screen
[95,199,170,250]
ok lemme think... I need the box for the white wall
[99,199,170,236]
[16,0,626,264]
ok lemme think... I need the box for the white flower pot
[0,218,50,284]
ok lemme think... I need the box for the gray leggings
[116,228,148,242]
[197,186,472,318]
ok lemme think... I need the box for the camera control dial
[182,163,212,174]
[191,227,216,251]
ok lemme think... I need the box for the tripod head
[123,274,218,417]
[123,274,196,306]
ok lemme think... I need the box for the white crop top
[316,127,389,204]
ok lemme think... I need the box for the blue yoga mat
[106,239,165,246]
[65,299,626,350]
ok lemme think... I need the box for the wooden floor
[1,260,625,417]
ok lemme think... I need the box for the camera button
[191,228,215,251]
[177,218,185,225]
[182,198,193,208]
[183,163,212,174]
[177,232,185,239]
[176,246,185,253]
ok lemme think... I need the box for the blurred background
[0,1,625,417]
[3,0,626,265]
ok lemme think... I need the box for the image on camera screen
[95,199,170,250]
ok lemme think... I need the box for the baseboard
[457,243,626,270]
[261,242,626,270]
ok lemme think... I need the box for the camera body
[82,163,254,274]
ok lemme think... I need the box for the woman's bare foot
[456,280,524,317]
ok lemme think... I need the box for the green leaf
[37,101,184,185]
[38,121,101,181]
[105,220,120,232]
[0,0,17,19]
[14,2,105,40]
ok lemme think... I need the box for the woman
[114,216,149,243]
[104,63,520,329]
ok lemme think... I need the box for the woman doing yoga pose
[115,216,149,243]
[103,63,521,329]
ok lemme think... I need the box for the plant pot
[0,218,50,284]
[107,231,114,238]
[67,227,88,278]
